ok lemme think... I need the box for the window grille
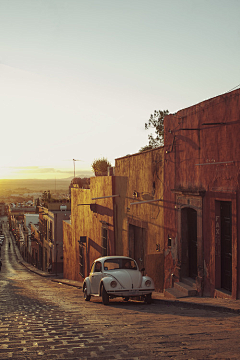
[101,226,108,256]
[79,236,86,277]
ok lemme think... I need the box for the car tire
[102,285,109,305]
[145,293,152,304]
[84,285,91,301]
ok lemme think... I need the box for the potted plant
[91,157,111,176]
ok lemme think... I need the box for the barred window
[101,226,108,256]
[79,236,86,277]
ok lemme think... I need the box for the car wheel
[84,285,91,301]
[102,285,109,305]
[145,293,152,304]
[123,297,129,302]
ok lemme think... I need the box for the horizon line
[0,176,93,181]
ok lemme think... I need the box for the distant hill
[65,171,94,180]
[0,178,72,194]
[0,172,94,195]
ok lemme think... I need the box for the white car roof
[94,256,135,263]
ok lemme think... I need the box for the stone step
[174,281,197,297]
[163,287,188,299]
[181,277,197,288]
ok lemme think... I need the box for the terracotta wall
[164,89,240,297]
[30,223,41,266]
[63,176,115,281]
[114,148,165,291]
[63,220,73,279]
[53,211,71,274]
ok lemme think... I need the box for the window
[44,248,47,270]
[101,226,108,256]
[90,262,95,274]
[94,261,102,273]
[104,258,137,271]
[79,243,84,277]
[49,221,53,241]
[79,236,86,278]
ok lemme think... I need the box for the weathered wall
[63,220,72,279]
[30,223,41,267]
[47,201,71,211]
[63,176,115,281]
[164,89,240,298]
[114,148,165,291]
[54,211,71,274]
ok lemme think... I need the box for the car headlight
[110,280,117,288]
[145,280,151,287]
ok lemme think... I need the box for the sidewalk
[12,237,240,315]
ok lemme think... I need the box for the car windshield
[103,258,137,271]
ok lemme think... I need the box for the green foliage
[91,157,111,176]
[140,109,169,152]
[70,177,90,188]
[139,144,155,152]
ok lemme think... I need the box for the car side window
[90,263,95,274]
[94,261,102,273]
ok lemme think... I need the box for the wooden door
[129,224,145,270]
[188,208,198,279]
[221,202,232,292]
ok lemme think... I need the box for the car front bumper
[106,288,154,297]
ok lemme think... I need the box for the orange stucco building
[163,88,240,299]
[63,148,165,291]
[63,176,115,281]
[114,148,165,291]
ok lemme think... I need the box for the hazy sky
[0,0,239,179]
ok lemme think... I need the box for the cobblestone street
[0,224,240,359]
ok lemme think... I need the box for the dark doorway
[129,224,145,270]
[39,244,43,270]
[221,201,232,292]
[181,208,198,279]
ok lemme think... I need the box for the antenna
[73,159,81,178]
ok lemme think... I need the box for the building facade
[0,203,7,216]
[23,214,39,263]
[164,89,240,299]
[30,223,41,269]
[63,176,115,281]
[114,148,165,291]
[63,148,165,291]
[39,201,71,272]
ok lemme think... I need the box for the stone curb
[151,298,240,315]
[51,278,240,314]
[16,259,240,315]
[19,261,61,278]
[11,234,240,315]
[51,278,82,289]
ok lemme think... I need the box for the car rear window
[104,258,137,271]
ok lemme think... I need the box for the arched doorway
[181,207,198,279]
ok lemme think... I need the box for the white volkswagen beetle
[83,256,155,305]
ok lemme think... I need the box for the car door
[89,261,103,295]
